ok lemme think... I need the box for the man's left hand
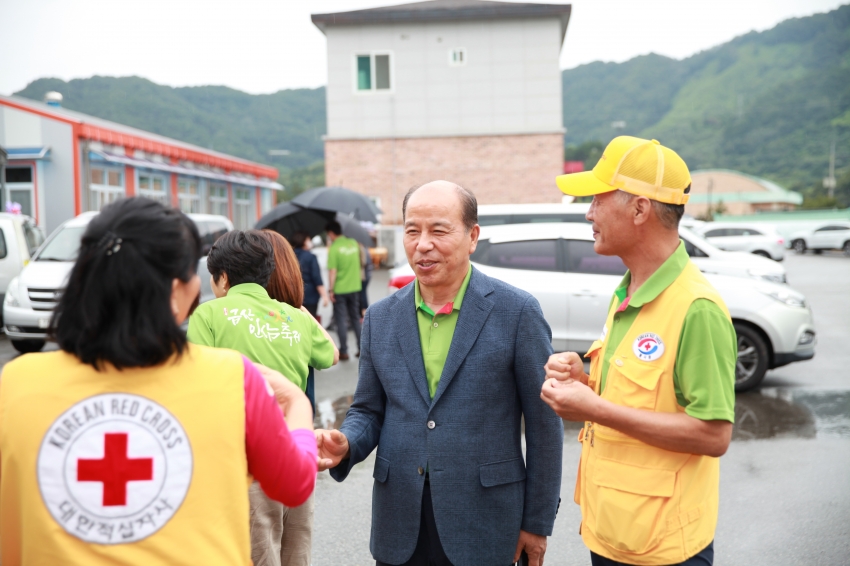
[540,378,601,422]
[514,530,547,566]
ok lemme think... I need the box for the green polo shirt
[415,267,472,398]
[187,283,336,391]
[327,236,363,295]
[600,242,736,422]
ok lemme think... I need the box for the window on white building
[178,178,202,213]
[4,166,35,218]
[260,188,275,216]
[89,166,124,211]
[138,173,169,205]
[356,53,392,91]
[449,48,467,66]
[208,183,228,217]
[233,188,253,230]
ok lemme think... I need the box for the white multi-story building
[313,0,571,223]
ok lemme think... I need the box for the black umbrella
[333,214,374,248]
[255,203,374,248]
[255,202,333,237]
[291,186,381,223]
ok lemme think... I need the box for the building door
[4,166,35,217]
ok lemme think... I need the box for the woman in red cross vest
[0,198,317,565]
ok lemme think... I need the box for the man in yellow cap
[540,136,736,565]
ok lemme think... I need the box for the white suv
[789,222,850,256]
[3,212,232,353]
[390,223,816,390]
[695,223,786,261]
[0,213,44,310]
[474,204,787,284]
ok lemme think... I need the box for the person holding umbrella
[289,230,329,412]
[326,220,362,360]
[290,231,329,320]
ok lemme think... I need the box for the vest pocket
[606,360,664,411]
[591,457,675,555]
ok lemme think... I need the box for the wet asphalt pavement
[1,253,847,565]
[308,254,850,566]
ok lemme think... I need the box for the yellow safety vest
[0,345,253,566]
[576,261,730,565]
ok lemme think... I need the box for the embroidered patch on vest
[37,393,193,544]
[633,333,665,361]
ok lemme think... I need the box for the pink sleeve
[243,357,317,506]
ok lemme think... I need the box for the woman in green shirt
[187,230,337,566]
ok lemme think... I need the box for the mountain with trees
[14,76,326,171]
[562,4,850,205]
[13,4,850,205]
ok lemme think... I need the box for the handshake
[253,363,349,472]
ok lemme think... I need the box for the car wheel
[11,339,45,354]
[733,323,769,392]
[792,240,806,254]
[752,250,771,258]
[813,249,823,255]
[843,241,850,257]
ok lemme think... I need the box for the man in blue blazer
[316,181,564,566]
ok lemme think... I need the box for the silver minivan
[3,212,231,353]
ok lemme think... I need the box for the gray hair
[402,182,478,232]
[615,190,684,230]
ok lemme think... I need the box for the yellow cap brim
[555,171,617,197]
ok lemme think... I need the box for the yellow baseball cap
[556,136,692,205]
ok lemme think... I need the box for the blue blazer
[331,267,564,566]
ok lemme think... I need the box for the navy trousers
[590,541,714,566]
[376,481,452,566]
[333,291,361,355]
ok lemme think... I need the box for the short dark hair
[52,198,202,370]
[616,190,684,230]
[402,182,478,231]
[325,220,342,236]
[207,230,275,287]
[653,202,685,229]
[290,231,310,249]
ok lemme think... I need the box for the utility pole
[824,134,837,199]
[707,177,713,221]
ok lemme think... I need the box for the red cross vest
[0,345,252,565]
[576,261,731,564]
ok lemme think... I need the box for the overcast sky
[0,0,845,95]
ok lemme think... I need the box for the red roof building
[0,94,281,232]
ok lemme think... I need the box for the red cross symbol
[77,433,154,506]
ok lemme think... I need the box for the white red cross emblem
[632,332,665,362]
[37,393,192,544]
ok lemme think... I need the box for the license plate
[38,318,50,329]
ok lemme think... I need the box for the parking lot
[308,252,850,566]
[1,252,847,565]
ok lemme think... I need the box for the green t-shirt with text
[187,283,335,390]
[327,236,363,294]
